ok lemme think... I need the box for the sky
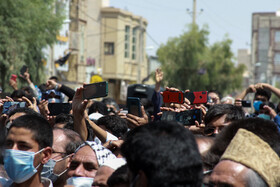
[110,0,280,59]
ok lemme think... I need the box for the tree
[0,0,64,92]
[157,25,245,96]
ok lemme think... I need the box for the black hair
[96,115,128,138]
[88,101,108,115]
[203,118,280,170]
[204,104,245,126]
[102,97,120,111]
[208,90,222,100]
[255,88,272,101]
[10,90,26,100]
[107,164,129,187]
[9,114,53,149]
[121,121,203,187]
[54,113,74,128]
[38,83,47,93]
[8,107,41,117]
[21,86,35,99]
[49,76,58,82]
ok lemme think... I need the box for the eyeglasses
[52,150,67,160]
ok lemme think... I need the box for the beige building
[100,7,148,103]
[252,11,280,85]
[237,49,251,88]
[64,0,88,87]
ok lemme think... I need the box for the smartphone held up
[83,81,108,100]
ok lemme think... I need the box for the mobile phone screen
[175,109,202,126]
[2,102,26,114]
[241,100,251,108]
[127,97,142,117]
[48,103,72,116]
[20,65,28,76]
[83,81,108,100]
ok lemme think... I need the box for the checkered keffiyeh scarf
[75,141,116,166]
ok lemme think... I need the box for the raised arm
[46,79,75,101]
[254,83,280,99]
[72,87,88,141]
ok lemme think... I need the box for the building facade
[237,49,251,88]
[252,11,280,85]
[44,0,149,103]
[100,7,148,103]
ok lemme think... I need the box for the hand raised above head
[72,87,88,116]
[126,106,148,129]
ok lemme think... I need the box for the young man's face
[5,127,43,167]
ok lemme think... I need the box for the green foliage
[0,0,64,92]
[157,25,245,96]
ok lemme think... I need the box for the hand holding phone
[161,109,202,126]
[185,91,208,104]
[83,81,108,100]
[127,97,142,117]
[2,102,26,114]
[10,74,17,83]
[162,91,184,104]
[20,65,28,76]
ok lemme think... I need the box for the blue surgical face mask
[67,177,94,187]
[4,149,44,183]
[41,155,70,182]
[258,114,271,120]
[253,101,263,112]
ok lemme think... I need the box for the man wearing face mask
[41,128,83,187]
[3,114,53,187]
[235,83,280,116]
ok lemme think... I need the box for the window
[274,52,280,65]
[104,42,114,55]
[275,31,280,42]
[132,28,137,60]
[124,26,130,58]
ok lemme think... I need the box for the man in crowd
[204,104,244,136]
[121,121,203,187]
[92,158,126,187]
[203,118,280,171]
[42,128,83,187]
[235,83,280,116]
[3,114,53,187]
[210,128,280,186]
[67,141,116,185]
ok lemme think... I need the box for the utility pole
[192,0,196,25]
[137,18,143,84]
[187,0,202,25]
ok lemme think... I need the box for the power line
[146,32,160,47]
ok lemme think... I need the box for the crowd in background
[0,68,279,187]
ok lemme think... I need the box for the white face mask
[66,177,94,187]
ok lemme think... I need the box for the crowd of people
[0,68,279,187]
